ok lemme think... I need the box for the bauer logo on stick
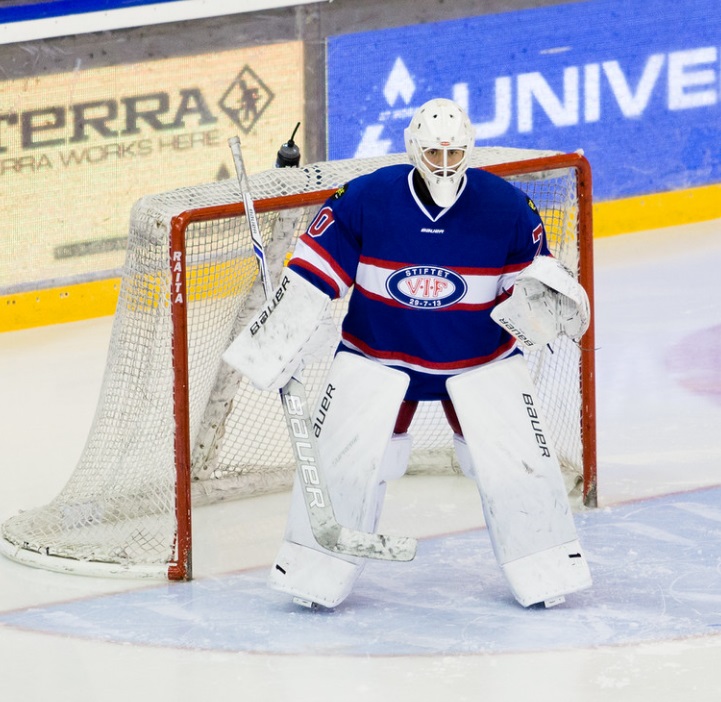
[249,273,290,336]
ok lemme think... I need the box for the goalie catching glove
[222,267,339,390]
[491,256,590,350]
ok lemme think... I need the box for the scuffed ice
[2,487,721,656]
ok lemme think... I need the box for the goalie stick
[228,136,417,562]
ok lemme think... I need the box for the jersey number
[307,206,335,238]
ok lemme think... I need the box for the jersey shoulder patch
[526,196,538,213]
[332,182,350,200]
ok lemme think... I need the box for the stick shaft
[227,136,416,562]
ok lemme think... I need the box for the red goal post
[0,148,596,581]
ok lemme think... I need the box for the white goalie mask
[404,98,475,207]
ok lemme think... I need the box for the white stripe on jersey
[356,259,509,308]
[498,270,521,296]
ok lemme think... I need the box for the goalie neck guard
[404,98,475,208]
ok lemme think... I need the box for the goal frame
[0,150,596,582]
[168,151,597,581]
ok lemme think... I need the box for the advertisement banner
[0,0,321,44]
[327,0,721,203]
[0,41,304,288]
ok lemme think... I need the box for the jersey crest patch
[386,266,467,309]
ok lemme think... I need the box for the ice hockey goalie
[224,97,592,609]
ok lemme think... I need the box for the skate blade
[293,596,319,610]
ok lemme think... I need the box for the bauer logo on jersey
[386,266,467,309]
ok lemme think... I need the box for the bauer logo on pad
[386,265,467,309]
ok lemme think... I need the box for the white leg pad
[503,540,589,607]
[268,352,410,607]
[453,434,476,478]
[379,433,414,482]
[446,355,591,606]
[269,540,361,609]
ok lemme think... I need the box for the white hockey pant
[447,355,592,607]
[268,353,411,608]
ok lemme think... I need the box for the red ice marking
[665,324,721,404]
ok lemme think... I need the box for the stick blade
[329,527,417,562]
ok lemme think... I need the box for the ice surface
[1,219,720,701]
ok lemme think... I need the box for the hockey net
[0,147,596,580]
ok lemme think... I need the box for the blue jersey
[289,164,550,401]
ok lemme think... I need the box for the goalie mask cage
[0,148,596,580]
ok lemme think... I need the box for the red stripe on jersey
[354,284,410,308]
[455,290,512,311]
[342,332,516,371]
[359,255,409,270]
[297,234,354,288]
[359,254,519,277]
[501,261,533,275]
[288,258,341,298]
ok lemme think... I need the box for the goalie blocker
[222,266,338,390]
